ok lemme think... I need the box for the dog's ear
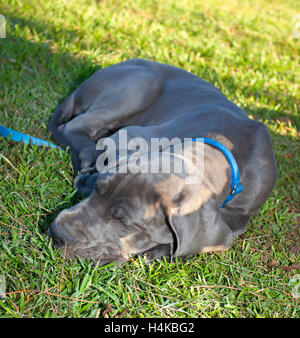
[230,122,278,216]
[163,188,234,257]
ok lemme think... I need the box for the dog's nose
[48,220,73,245]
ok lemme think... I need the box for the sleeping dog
[48,59,277,265]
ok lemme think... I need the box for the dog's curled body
[48,59,277,264]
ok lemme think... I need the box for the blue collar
[191,137,243,208]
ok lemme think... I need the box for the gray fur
[48,59,277,265]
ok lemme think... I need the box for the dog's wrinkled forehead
[93,143,207,219]
[91,171,161,217]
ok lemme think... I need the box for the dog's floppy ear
[164,190,234,257]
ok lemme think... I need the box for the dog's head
[49,146,234,265]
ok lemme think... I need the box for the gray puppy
[48,59,277,265]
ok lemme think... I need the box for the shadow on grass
[0,14,101,135]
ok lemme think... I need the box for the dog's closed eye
[111,206,126,219]
[110,206,134,228]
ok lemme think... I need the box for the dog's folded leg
[53,64,164,175]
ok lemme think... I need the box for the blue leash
[0,124,242,207]
[0,124,59,149]
[191,137,243,207]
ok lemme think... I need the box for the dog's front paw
[79,146,98,171]
[74,171,99,199]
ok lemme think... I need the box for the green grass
[0,0,299,317]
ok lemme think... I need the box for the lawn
[0,0,299,318]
